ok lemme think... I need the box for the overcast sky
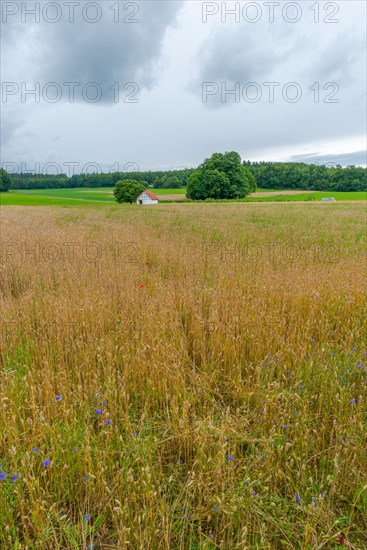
[1,0,366,173]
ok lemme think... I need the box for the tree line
[7,169,193,191]
[1,161,366,193]
[243,161,366,192]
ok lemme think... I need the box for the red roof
[144,190,158,200]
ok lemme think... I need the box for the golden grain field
[1,203,366,549]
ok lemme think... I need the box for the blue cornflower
[177,458,184,463]
[225,437,231,442]
[32,447,39,453]
[0,472,6,481]
[42,459,51,467]
[260,454,265,460]
[259,410,264,415]
[132,431,137,436]
[55,395,63,402]
[251,491,257,497]
[11,474,19,482]
[212,505,219,512]
[104,419,112,426]
[321,491,327,495]
[299,385,304,389]
[83,474,89,482]
[73,446,77,452]
[350,398,356,404]
[84,514,90,521]
[245,480,249,486]
[101,401,107,405]
[311,497,317,503]
[227,455,233,461]
[283,425,288,430]
[295,493,302,503]
[95,409,103,415]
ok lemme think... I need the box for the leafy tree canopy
[113,180,146,204]
[0,168,12,192]
[187,152,256,200]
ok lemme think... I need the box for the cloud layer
[1,1,366,169]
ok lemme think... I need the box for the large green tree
[0,168,12,192]
[113,180,146,203]
[187,152,256,200]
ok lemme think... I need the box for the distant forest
[7,162,367,192]
[244,161,366,192]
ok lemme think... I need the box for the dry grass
[0,202,366,549]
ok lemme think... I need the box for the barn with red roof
[136,190,159,205]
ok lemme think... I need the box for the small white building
[136,190,159,205]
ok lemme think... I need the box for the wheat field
[0,203,366,549]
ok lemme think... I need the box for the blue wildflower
[283,425,289,430]
[42,459,51,467]
[252,491,257,497]
[95,409,103,415]
[55,395,63,402]
[245,480,249,486]
[84,514,90,521]
[32,447,39,453]
[295,493,302,503]
[212,505,219,512]
[350,398,356,404]
[11,474,19,482]
[73,446,77,452]
[311,497,317,503]
[104,419,112,426]
[0,472,6,481]
[83,474,89,482]
[101,401,107,405]
[227,455,233,461]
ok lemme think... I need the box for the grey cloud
[286,150,367,168]
[2,1,184,103]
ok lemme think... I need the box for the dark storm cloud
[1,1,183,103]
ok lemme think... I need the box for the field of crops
[1,188,366,206]
[1,202,367,549]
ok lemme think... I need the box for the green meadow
[1,187,366,206]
